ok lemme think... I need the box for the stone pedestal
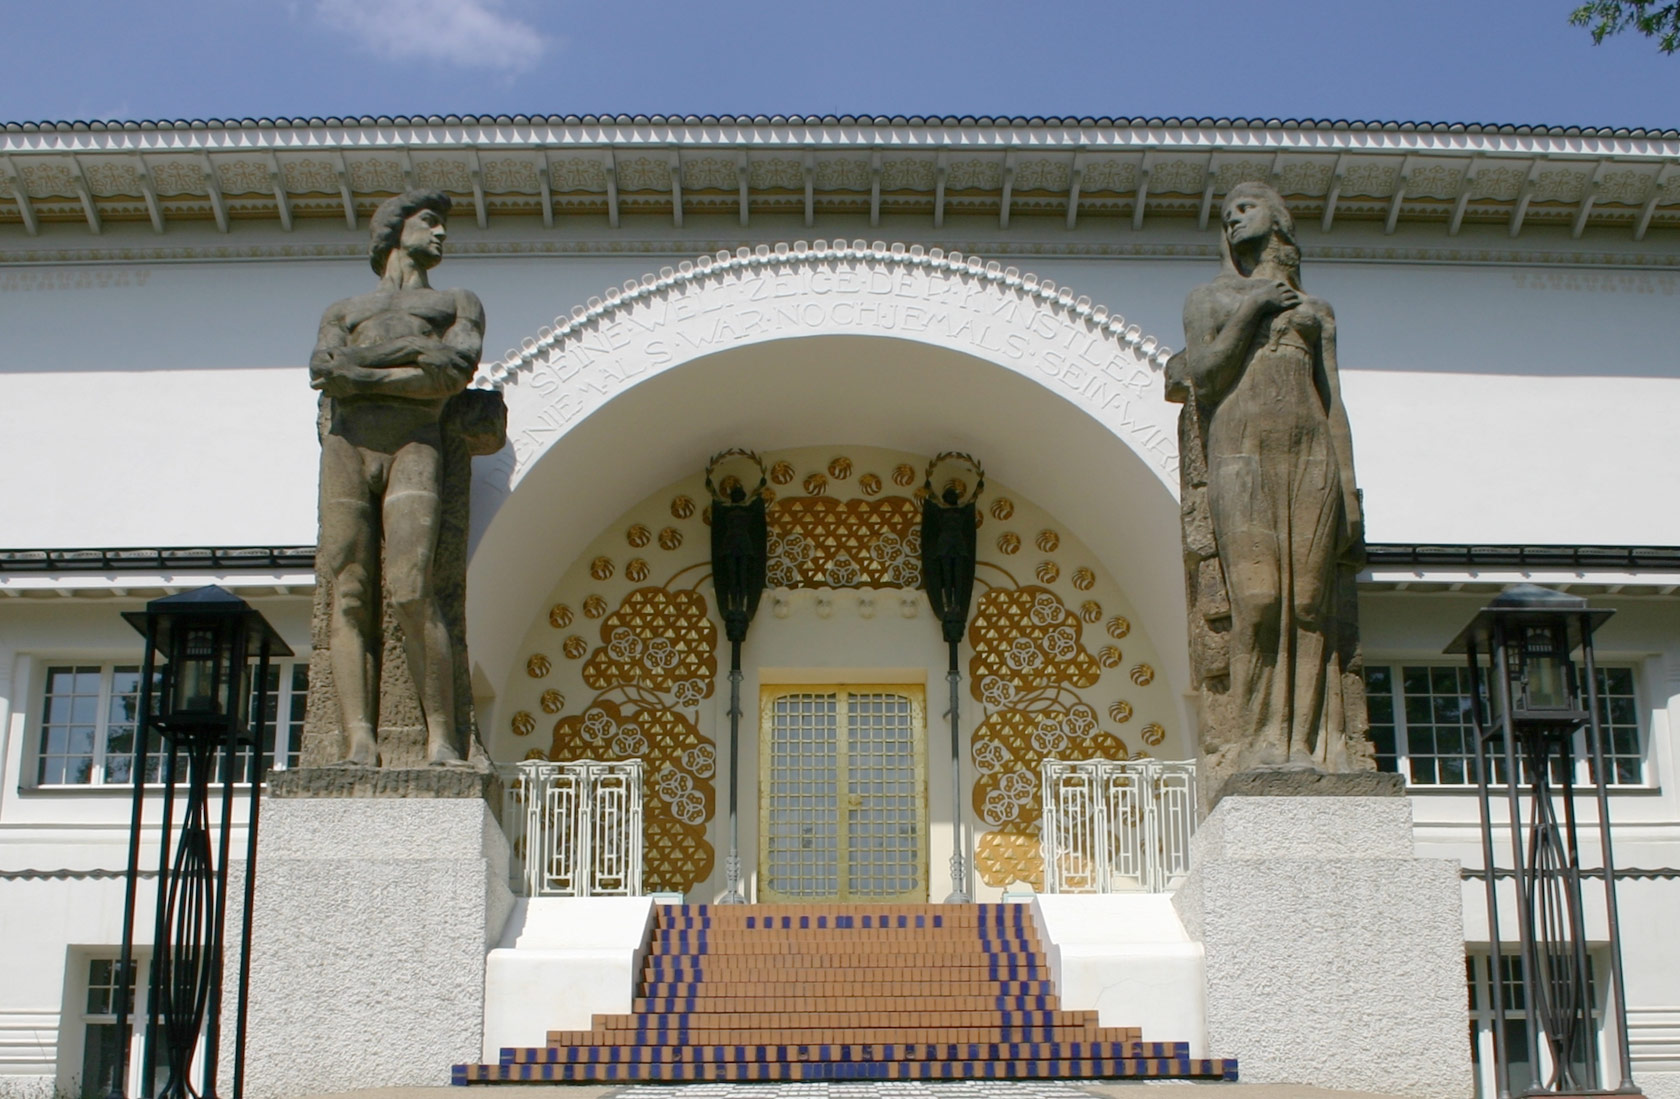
[1172,789,1469,1099]
[239,796,514,1099]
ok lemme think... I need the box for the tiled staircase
[455,903,1236,1084]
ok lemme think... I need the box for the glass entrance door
[758,685,926,903]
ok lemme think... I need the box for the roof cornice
[5,115,1679,246]
[5,115,1680,158]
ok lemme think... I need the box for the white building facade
[1,114,1677,1098]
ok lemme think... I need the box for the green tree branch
[1570,1,1680,53]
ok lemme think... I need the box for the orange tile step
[453,903,1234,1086]
[511,1040,1172,1064]
[458,1057,1237,1083]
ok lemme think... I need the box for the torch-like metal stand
[921,453,983,905]
[707,451,767,906]
[944,644,969,903]
[722,651,745,904]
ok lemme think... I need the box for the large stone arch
[464,241,1187,720]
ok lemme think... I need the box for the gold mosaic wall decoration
[510,461,720,893]
[550,699,716,892]
[967,525,1171,889]
[581,588,718,696]
[766,494,923,589]
[532,577,718,891]
[968,587,1102,694]
[501,445,1179,901]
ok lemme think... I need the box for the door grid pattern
[761,685,926,902]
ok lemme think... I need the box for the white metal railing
[501,760,644,897]
[1041,758,1197,894]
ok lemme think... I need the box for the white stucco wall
[3,214,1677,550]
[3,204,1678,1094]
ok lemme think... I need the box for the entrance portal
[759,684,926,903]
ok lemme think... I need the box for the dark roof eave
[2,543,1677,574]
[4,114,1679,140]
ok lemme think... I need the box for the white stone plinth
[240,797,513,1099]
[482,896,656,1059]
[1032,892,1208,1057]
[1172,795,1469,1099]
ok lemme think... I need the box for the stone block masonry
[239,798,513,1099]
[1173,795,1469,1099]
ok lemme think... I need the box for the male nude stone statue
[310,189,485,766]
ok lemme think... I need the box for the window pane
[1430,667,1460,696]
[84,958,136,1017]
[39,665,101,784]
[101,667,161,786]
[1589,666,1643,786]
[86,960,115,1015]
[1388,664,1481,787]
[80,1023,128,1099]
[1502,1018,1535,1096]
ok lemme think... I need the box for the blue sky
[2,0,1676,129]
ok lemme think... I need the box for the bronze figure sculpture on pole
[1167,182,1374,801]
[707,450,769,904]
[921,452,983,903]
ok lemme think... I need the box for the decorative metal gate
[1041,758,1196,893]
[505,760,643,897]
[759,685,927,903]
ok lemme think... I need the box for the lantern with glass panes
[109,586,291,1099]
[1446,584,1639,1098]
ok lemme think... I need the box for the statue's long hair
[1219,181,1302,290]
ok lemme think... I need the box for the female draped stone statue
[1168,182,1372,793]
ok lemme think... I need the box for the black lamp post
[110,586,291,1099]
[706,449,768,905]
[920,452,983,904]
[1446,584,1638,1098]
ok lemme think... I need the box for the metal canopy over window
[759,685,926,904]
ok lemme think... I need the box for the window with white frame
[81,958,135,1099]
[1466,950,1605,1098]
[34,660,308,787]
[78,956,163,1099]
[1365,664,1644,787]
[37,666,156,786]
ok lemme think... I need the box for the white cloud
[314,0,548,74]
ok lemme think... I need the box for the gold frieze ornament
[551,700,715,893]
[533,480,725,893]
